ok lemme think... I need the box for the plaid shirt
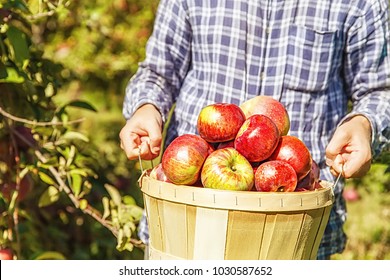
[123,0,390,259]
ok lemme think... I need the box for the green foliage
[1,0,389,261]
[0,0,151,260]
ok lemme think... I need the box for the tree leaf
[71,173,82,197]
[38,171,56,185]
[62,131,89,142]
[102,197,110,219]
[0,67,24,83]
[6,26,30,64]
[34,251,67,260]
[38,186,60,207]
[66,100,97,112]
[104,184,122,206]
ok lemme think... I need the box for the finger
[342,152,371,178]
[121,133,142,160]
[332,154,345,175]
[142,122,162,155]
[138,138,159,161]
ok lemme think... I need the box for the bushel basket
[139,174,334,260]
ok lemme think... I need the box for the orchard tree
[0,0,143,260]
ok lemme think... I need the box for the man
[120,0,390,259]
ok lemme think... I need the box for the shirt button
[260,72,265,80]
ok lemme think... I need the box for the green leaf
[66,145,76,167]
[123,195,136,205]
[34,251,66,260]
[69,168,88,177]
[62,131,89,143]
[70,173,82,197]
[0,67,24,83]
[102,197,110,219]
[6,26,30,64]
[66,100,97,112]
[38,186,60,207]
[104,184,122,206]
[38,171,56,185]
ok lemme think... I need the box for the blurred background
[0,0,389,260]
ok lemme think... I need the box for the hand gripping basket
[139,174,334,260]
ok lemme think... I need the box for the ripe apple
[162,134,213,185]
[216,140,235,149]
[201,147,254,191]
[296,159,320,191]
[268,135,312,181]
[149,163,171,183]
[0,248,14,260]
[343,187,360,202]
[234,114,280,162]
[197,103,246,143]
[240,95,290,135]
[254,160,297,192]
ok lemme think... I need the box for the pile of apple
[149,96,322,192]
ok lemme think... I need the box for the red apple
[343,187,360,202]
[296,159,320,191]
[201,147,254,191]
[254,160,297,192]
[268,135,312,181]
[216,140,235,149]
[234,114,280,162]
[240,95,290,136]
[0,248,13,260]
[149,163,171,183]
[162,134,213,185]
[197,103,246,143]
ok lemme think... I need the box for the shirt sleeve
[342,0,390,157]
[122,0,192,122]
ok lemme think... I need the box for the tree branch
[6,112,143,248]
[0,106,85,126]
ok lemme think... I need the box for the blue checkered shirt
[123,0,390,259]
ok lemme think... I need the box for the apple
[149,163,171,183]
[240,95,290,136]
[296,159,320,191]
[162,134,213,185]
[254,160,297,192]
[197,103,246,143]
[268,135,312,181]
[343,187,360,202]
[0,248,13,260]
[234,114,280,162]
[216,140,235,149]
[201,147,254,191]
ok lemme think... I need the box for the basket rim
[140,175,334,212]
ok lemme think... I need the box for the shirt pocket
[283,24,337,92]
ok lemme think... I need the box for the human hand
[325,115,372,178]
[119,104,163,160]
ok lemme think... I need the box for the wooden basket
[139,174,334,260]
